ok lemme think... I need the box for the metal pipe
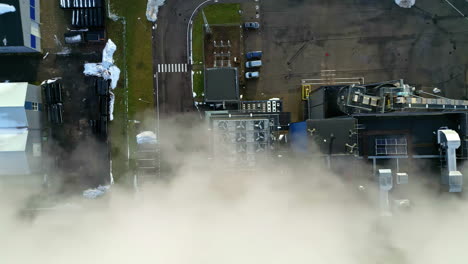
[443,0,468,22]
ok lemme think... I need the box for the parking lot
[242,0,468,122]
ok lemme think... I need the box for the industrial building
[0,82,43,175]
[240,99,283,113]
[204,67,239,103]
[292,80,468,198]
[206,110,289,169]
[0,0,41,53]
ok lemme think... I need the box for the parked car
[246,51,262,60]
[246,60,262,68]
[245,72,260,79]
[244,22,260,29]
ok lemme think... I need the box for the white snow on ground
[40,77,61,85]
[0,4,15,15]
[83,39,121,120]
[102,39,117,67]
[395,0,415,8]
[83,39,120,89]
[109,91,115,121]
[83,62,104,76]
[146,0,165,22]
[106,65,121,89]
[64,34,83,43]
[83,185,110,199]
[136,131,158,144]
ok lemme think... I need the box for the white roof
[0,128,28,152]
[0,82,28,107]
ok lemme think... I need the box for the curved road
[152,0,252,116]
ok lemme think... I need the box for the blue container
[289,121,308,153]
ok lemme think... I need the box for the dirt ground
[204,25,244,82]
[0,2,109,193]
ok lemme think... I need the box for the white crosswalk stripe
[157,63,188,73]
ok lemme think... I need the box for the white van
[245,60,262,68]
[245,72,260,79]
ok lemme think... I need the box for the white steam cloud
[1,115,468,263]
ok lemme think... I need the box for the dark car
[246,51,263,60]
[244,22,260,29]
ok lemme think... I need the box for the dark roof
[204,68,239,102]
[0,0,23,47]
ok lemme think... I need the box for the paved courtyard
[243,0,468,122]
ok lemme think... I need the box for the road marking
[157,63,188,73]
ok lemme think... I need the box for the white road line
[157,63,188,73]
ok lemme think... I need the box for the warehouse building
[0,0,41,53]
[0,82,43,175]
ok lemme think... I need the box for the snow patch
[107,66,121,89]
[137,131,157,145]
[83,40,120,121]
[83,185,110,199]
[40,77,62,85]
[102,39,117,67]
[83,39,121,90]
[64,34,83,44]
[395,0,415,8]
[109,91,115,121]
[0,4,15,15]
[146,0,165,22]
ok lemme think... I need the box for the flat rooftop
[0,0,23,47]
[204,67,239,102]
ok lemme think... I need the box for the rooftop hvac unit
[255,143,266,153]
[236,121,246,130]
[255,132,265,142]
[236,132,247,142]
[237,144,247,153]
[217,121,228,130]
[221,133,231,143]
[254,120,265,130]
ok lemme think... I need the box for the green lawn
[193,71,204,99]
[106,0,155,184]
[192,3,241,64]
